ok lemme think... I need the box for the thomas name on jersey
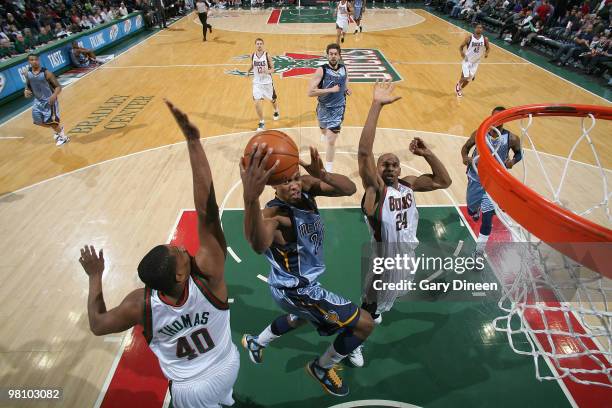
[157,311,210,337]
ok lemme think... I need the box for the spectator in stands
[498,8,525,39]
[13,33,28,54]
[581,32,611,73]
[0,38,16,60]
[23,28,37,50]
[550,24,594,65]
[535,0,553,23]
[119,2,129,17]
[520,18,544,45]
[53,22,69,39]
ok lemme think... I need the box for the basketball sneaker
[55,135,70,146]
[306,360,349,397]
[273,111,280,121]
[241,334,264,364]
[341,36,345,43]
[373,313,382,325]
[256,122,265,132]
[354,29,358,34]
[360,25,363,32]
[455,83,463,97]
[348,345,364,367]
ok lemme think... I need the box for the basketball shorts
[317,104,345,132]
[353,7,363,20]
[252,82,277,101]
[170,344,240,408]
[466,176,495,214]
[336,18,349,33]
[270,282,360,336]
[461,60,479,80]
[32,99,60,125]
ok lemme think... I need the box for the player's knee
[288,316,307,328]
[357,309,375,336]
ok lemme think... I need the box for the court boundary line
[424,10,610,103]
[0,12,191,129]
[1,126,608,200]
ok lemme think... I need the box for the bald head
[377,153,401,186]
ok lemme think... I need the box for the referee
[196,0,213,41]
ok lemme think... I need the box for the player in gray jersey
[308,43,351,173]
[353,0,365,34]
[461,106,522,256]
[24,54,68,146]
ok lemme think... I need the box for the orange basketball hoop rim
[475,104,612,277]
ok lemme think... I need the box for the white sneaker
[373,313,383,325]
[273,111,279,121]
[256,122,265,132]
[55,135,70,146]
[348,345,364,367]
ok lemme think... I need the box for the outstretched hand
[165,99,200,141]
[409,137,431,157]
[373,79,402,106]
[300,146,327,180]
[239,143,279,202]
[79,245,105,277]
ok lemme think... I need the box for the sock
[333,329,364,355]
[476,233,489,252]
[325,162,333,172]
[256,325,279,347]
[318,343,346,369]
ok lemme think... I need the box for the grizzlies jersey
[317,63,347,108]
[465,34,486,63]
[467,129,510,183]
[143,258,234,382]
[363,180,419,244]
[252,52,272,85]
[27,68,54,102]
[265,193,325,289]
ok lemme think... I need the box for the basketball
[243,130,299,185]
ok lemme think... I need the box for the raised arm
[240,143,281,254]
[165,100,226,283]
[45,70,61,103]
[79,245,143,336]
[300,146,356,197]
[402,138,452,192]
[358,81,401,190]
[308,67,339,97]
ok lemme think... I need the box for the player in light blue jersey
[353,0,365,34]
[308,43,351,173]
[240,144,374,397]
[461,106,522,255]
[24,54,68,146]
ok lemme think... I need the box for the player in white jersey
[247,38,279,132]
[358,81,452,326]
[334,0,352,44]
[78,100,238,408]
[455,24,490,97]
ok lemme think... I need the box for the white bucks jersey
[465,34,485,63]
[337,1,349,24]
[252,52,272,85]
[143,262,233,382]
[364,181,419,244]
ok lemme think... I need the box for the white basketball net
[473,113,612,387]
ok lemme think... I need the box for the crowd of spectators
[428,0,611,76]
[0,1,155,61]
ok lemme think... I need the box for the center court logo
[225,49,401,82]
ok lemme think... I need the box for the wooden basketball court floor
[0,6,610,408]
